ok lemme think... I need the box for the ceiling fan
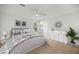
[20,4,26,7]
[19,4,46,16]
[34,8,46,17]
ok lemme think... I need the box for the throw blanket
[0,33,43,54]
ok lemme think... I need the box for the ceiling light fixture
[34,8,46,17]
[35,14,39,17]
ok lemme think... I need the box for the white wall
[43,10,79,35]
[0,13,37,35]
[0,4,79,36]
[0,5,45,35]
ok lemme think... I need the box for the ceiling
[0,4,79,19]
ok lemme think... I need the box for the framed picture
[54,21,62,28]
[16,20,21,26]
[22,21,26,26]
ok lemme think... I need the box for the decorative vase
[71,40,75,44]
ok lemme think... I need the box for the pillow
[22,28,31,34]
[11,29,22,37]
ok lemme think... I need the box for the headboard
[11,28,30,37]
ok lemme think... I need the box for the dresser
[50,31,68,44]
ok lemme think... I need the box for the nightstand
[0,43,3,48]
[0,39,5,48]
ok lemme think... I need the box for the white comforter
[0,32,44,54]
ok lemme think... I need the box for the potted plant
[66,27,79,44]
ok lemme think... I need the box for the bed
[0,28,46,54]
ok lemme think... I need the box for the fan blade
[20,4,26,7]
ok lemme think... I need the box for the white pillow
[22,29,31,34]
